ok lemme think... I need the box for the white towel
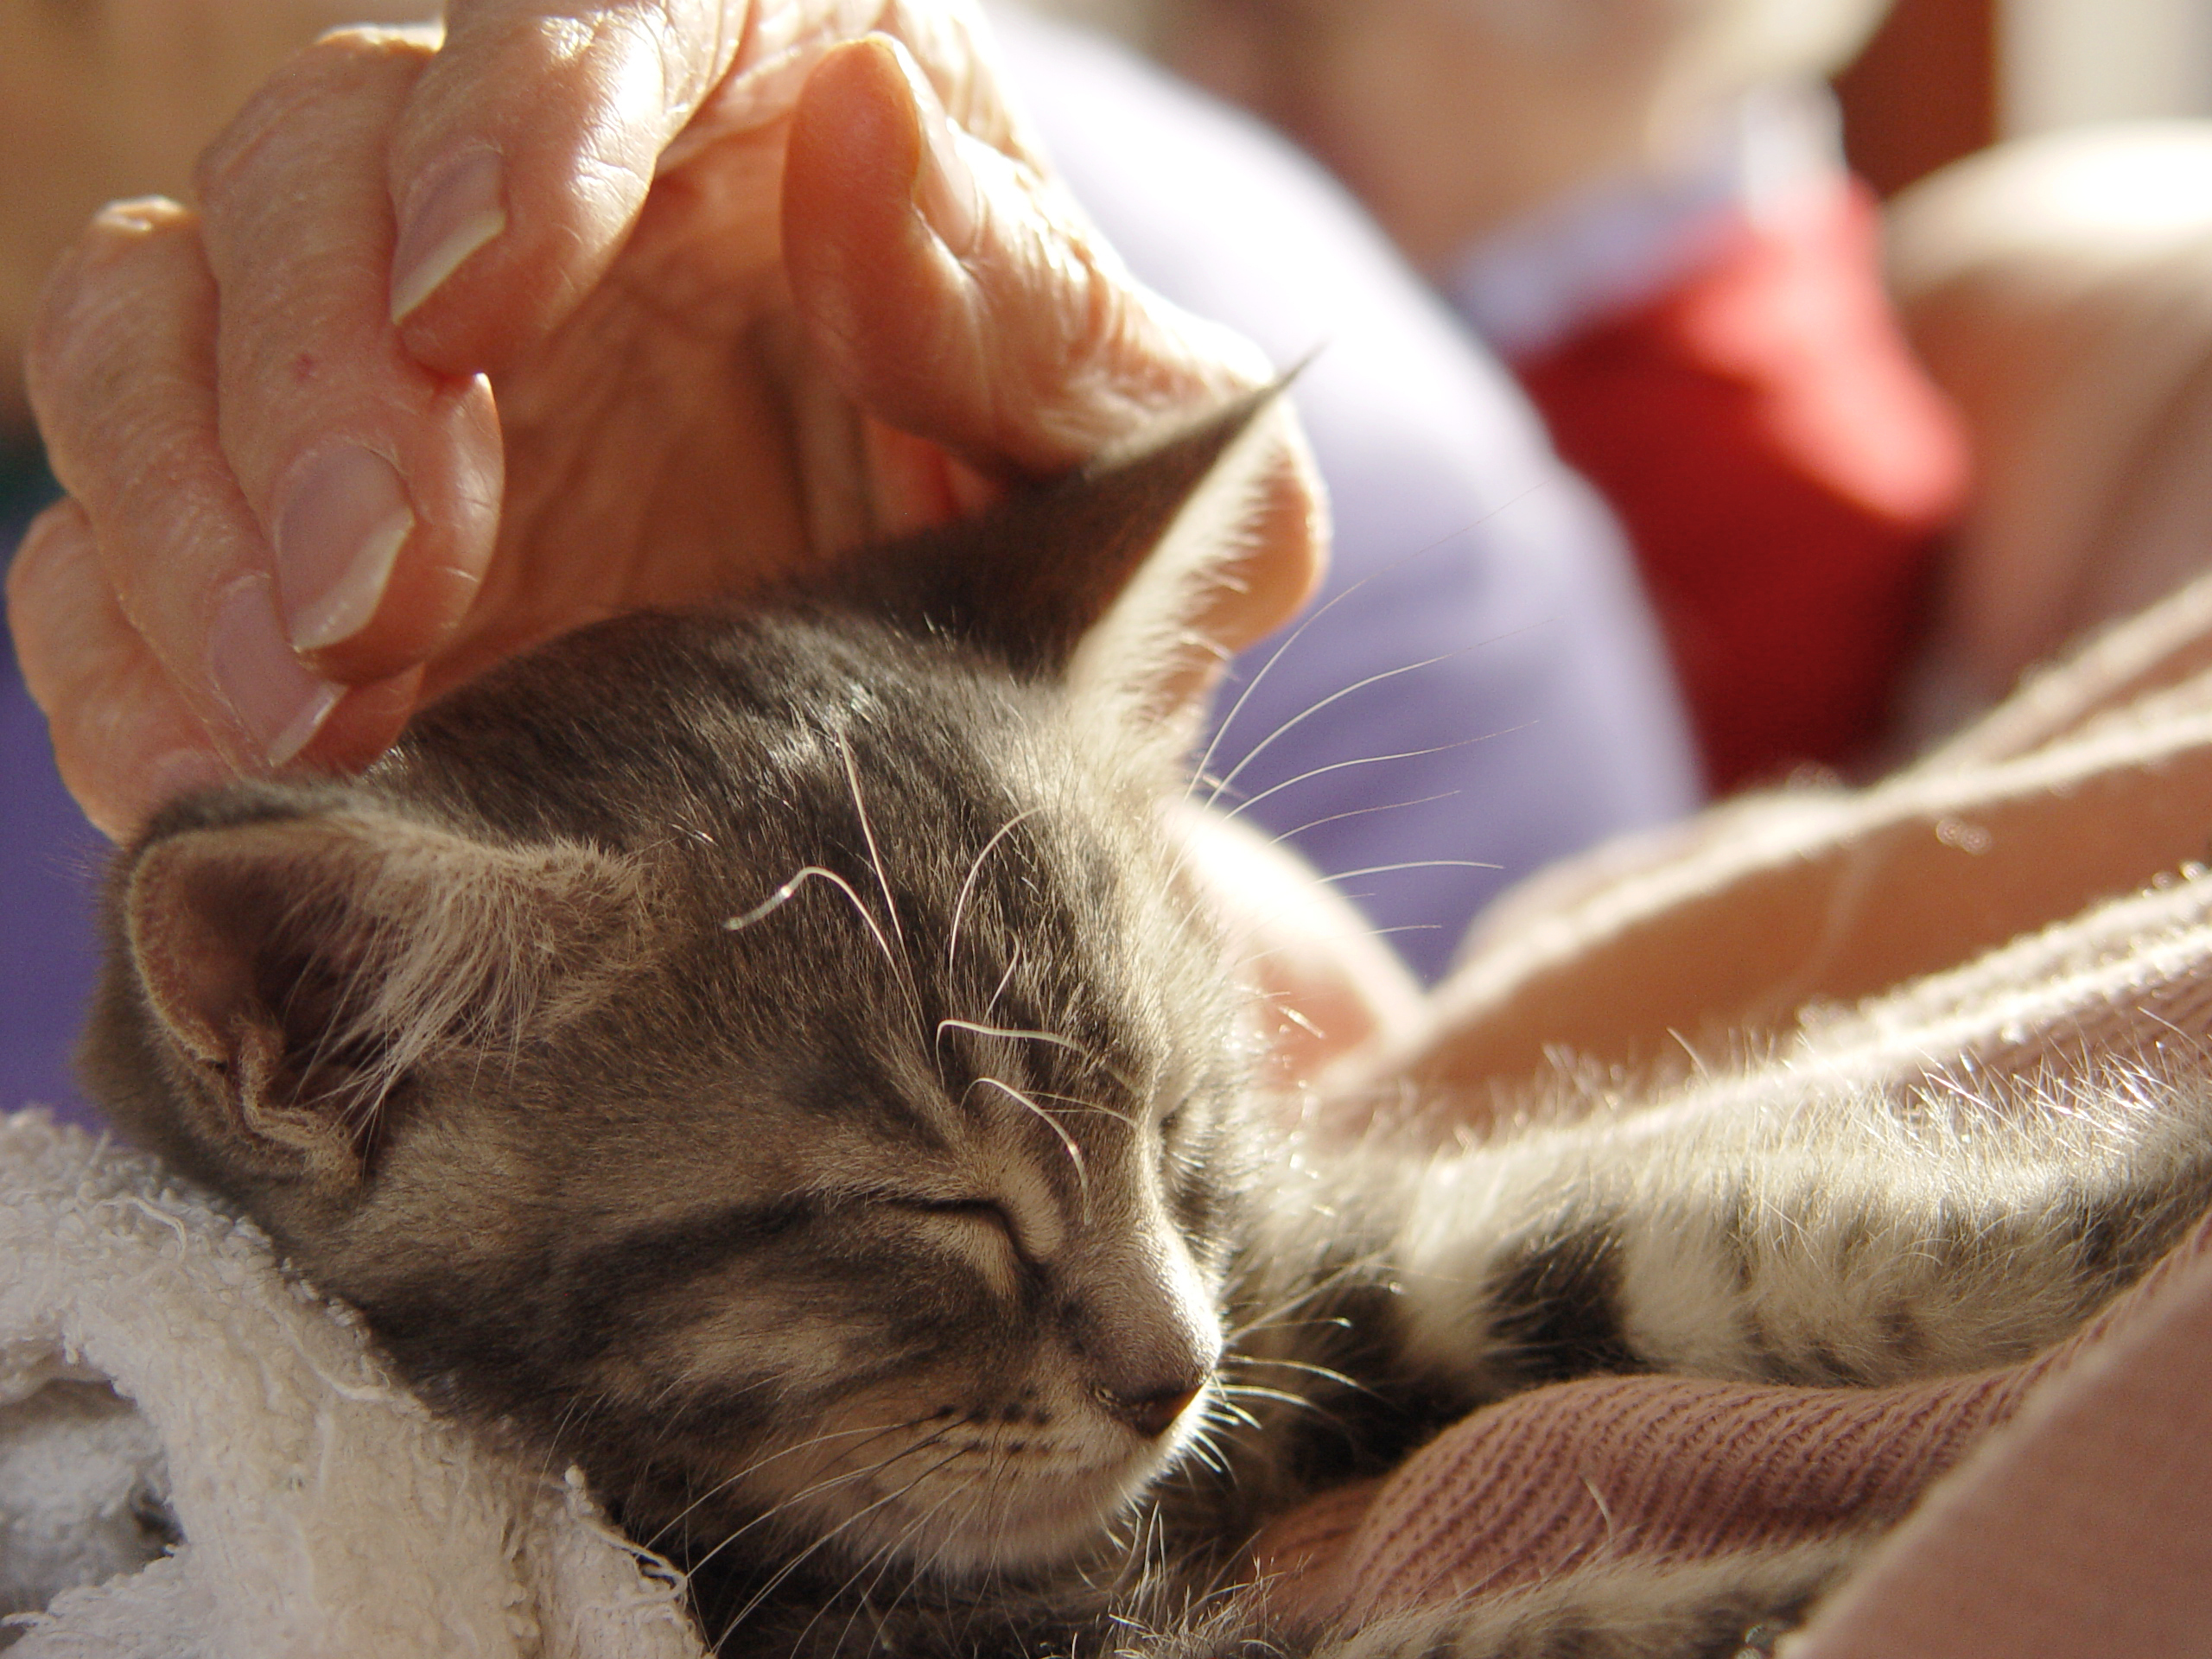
[0,1109,709,1659]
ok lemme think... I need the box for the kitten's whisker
[1268,790,1464,846]
[1217,1382,1320,1412]
[937,1018,1097,1070]
[643,1414,931,1546]
[1227,922,1446,976]
[811,1481,969,1658]
[1226,1250,1390,1344]
[627,1369,797,1475]
[1205,1398,1263,1433]
[840,737,906,959]
[1185,556,1408,810]
[1222,1354,1372,1395]
[660,817,716,852]
[724,861,930,1033]
[713,1445,971,1645]
[1322,859,1502,881]
[1224,730,1522,824]
[1205,651,1461,810]
[984,943,1024,1022]
[1022,1087,1141,1128]
[947,808,1042,977]
[1186,482,1549,814]
[966,1076,1091,1220]
[683,1424,959,1576]
[677,1418,955,1552]
[1183,1421,1237,1469]
[537,1389,618,1485]
[726,866,883,951]
[1219,1383,1352,1437]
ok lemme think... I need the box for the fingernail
[902,54,981,255]
[209,577,346,769]
[275,446,416,652]
[391,148,506,323]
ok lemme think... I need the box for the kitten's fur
[85,396,2212,1659]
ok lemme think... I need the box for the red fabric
[1516,181,1971,791]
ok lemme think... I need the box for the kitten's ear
[107,806,639,1192]
[836,383,1304,740]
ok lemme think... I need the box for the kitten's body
[84,401,2212,1658]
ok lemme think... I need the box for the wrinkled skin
[10,0,1325,840]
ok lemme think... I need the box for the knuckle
[5,502,94,696]
[4,504,67,613]
[310,21,445,54]
[648,0,739,114]
[25,204,200,426]
[885,0,1000,141]
[192,32,429,213]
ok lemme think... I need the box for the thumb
[781,34,1325,644]
[783,33,1274,474]
[381,0,751,370]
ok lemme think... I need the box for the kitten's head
[85,394,1295,1575]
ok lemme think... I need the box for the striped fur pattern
[83,399,2212,1658]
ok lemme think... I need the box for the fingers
[8,502,229,842]
[383,0,753,369]
[28,200,342,771]
[7,496,425,839]
[24,198,429,829]
[194,29,503,684]
[785,34,1238,470]
[380,0,1032,373]
[783,34,1324,649]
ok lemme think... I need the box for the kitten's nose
[1097,1380,1204,1440]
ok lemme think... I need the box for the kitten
[83,392,2212,1659]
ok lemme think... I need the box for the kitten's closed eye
[897,1197,1023,1254]
[895,1197,1027,1297]
[899,1197,1016,1231]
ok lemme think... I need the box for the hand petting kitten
[10,0,1325,841]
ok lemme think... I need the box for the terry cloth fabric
[0,1110,709,1659]
[1501,178,1970,791]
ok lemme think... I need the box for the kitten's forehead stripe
[566,1198,816,1301]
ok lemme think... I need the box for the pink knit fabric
[1796,1239,2212,1656]
[1249,1204,2212,1635]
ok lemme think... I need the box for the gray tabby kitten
[83,393,2212,1659]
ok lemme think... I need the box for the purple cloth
[994,10,1699,980]
[2,443,105,1128]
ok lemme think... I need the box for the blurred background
[1032,0,2212,198]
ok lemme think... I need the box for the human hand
[10,0,1324,839]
